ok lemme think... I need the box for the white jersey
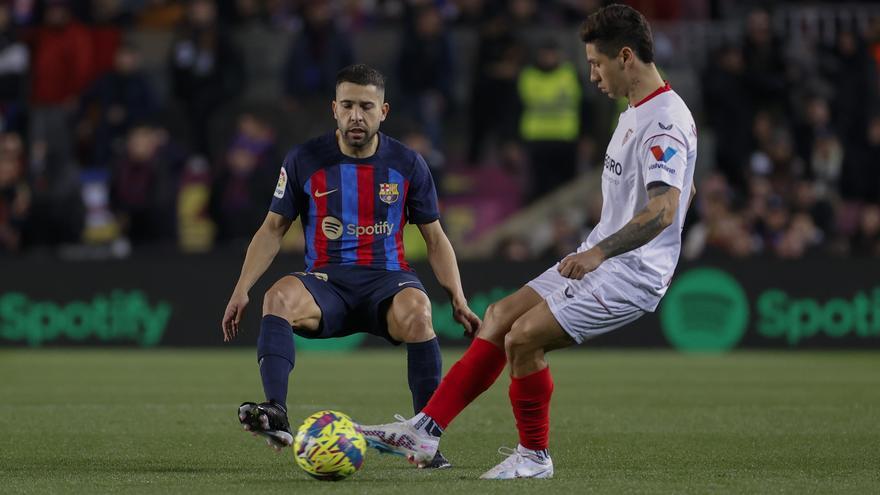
[581,84,697,312]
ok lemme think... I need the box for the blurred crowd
[501,5,880,261]
[0,0,878,260]
[685,8,880,259]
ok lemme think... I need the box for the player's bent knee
[262,281,316,324]
[484,302,503,325]
[262,287,294,317]
[504,318,538,358]
[395,308,435,343]
[478,302,510,344]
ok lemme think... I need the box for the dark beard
[343,129,375,149]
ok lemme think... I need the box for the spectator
[755,195,790,254]
[137,0,185,30]
[507,0,541,27]
[77,43,158,167]
[397,4,454,149]
[467,10,525,163]
[21,139,84,248]
[266,0,301,31]
[840,115,880,201]
[764,128,806,193]
[89,0,125,81]
[497,234,532,262]
[538,213,581,261]
[702,43,752,190]
[851,204,880,256]
[823,29,876,146]
[517,38,583,201]
[27,0,94,176]
[793,95,832,166]
[683,173,756,259]
[790,179,834,242]
[401,128,445,197]
[741,8,787,115]
[775,211,820,259]
[169,0,244,156]
[0,2,27,133]
[209,113,276,242]
[230,0,268,27]
[110,124,178,244]
[809,130,843,196]
[177,155,214,252]
[0,131,29,252]
[282,1,353,108]
[447,0,488,26]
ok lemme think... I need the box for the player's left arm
[558,183,680,279]
[418,220,482,336]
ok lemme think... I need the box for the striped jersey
[269,131,440,271]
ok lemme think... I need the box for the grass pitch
[0,349,877,494]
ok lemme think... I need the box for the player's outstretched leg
[406,337,451,468]
[238,401,293,451]
[358,414,441,466]
[360,334,505,466]
[361,287,543,466]
[387,288,449,468]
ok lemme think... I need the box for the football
[293,410,367,481]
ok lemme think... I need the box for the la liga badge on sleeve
[274,167,287,198]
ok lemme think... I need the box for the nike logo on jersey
[314,189,338,198]
[658,122,673,130]
[564,286,574,298]
[398,281,419,287]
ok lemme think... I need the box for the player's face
[333,82,389,149]
[585,43,626,99]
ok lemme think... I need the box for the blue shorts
[289,265,427,344]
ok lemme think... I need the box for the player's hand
[452,299,481,338]
[222,291,249,342]
[558,249,604,280]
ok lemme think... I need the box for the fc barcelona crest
[379,183,400,204]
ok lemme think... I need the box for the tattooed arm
[557,182,681,280]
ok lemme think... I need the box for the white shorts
[526,262,646,344]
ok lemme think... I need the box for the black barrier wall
[2,254,879,351]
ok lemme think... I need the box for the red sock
[422,337,506,429]
[509,367,554,451]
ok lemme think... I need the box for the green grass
[0,349,878,494]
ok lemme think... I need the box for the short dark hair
[579,4,654,63]
[335,64,386,92]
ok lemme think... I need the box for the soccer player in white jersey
[359,4,697,479]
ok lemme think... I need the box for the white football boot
[357,414,439,467]
[479,445,554,479]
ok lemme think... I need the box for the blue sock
[257,315,295,410]
[406,337,442,413]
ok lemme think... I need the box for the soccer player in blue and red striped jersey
[221,64,480,469]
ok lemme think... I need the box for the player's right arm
[224,152,300,341]
[558,183,679,279]
[560,122,692,280]
[222,212,294,341]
